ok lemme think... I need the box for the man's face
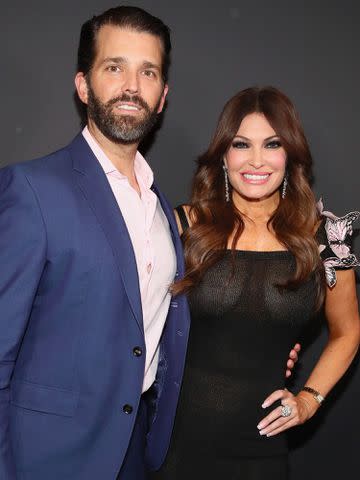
[76,25,168,144]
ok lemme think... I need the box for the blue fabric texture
[0,134,190,479]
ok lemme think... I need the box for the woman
[152,87,360,479]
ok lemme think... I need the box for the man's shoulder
[20,142,74,173]
[0,136,85,199]
[2,134,84,180]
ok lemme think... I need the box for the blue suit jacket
[0,134,190,479]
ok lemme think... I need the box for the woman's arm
[257,269,360,436]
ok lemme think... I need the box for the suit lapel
[69,134,143,333]
[151,183,185,278]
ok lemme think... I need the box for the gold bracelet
[301,386,325,405]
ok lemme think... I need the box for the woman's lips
[241,172,271,184]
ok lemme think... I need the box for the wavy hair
[173,86,324,303]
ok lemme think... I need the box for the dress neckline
[224,249,292,258]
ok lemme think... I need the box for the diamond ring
[281,405,292,417]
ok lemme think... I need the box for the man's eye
[107,65,120,73]
[143,70,156,78]
[232,141,249,149]
[266,140,282,149]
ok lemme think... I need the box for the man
[0,6,189,479]
[0,6,299,479]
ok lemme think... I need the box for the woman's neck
[232,191,280,224]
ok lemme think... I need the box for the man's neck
[87,121,140,192]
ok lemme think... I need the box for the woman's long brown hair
[173,86,324,303]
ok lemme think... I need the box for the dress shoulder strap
[174,205,190,233]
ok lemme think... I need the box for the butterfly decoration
[317,199,360,287]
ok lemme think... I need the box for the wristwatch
[301,386,325,405]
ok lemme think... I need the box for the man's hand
[285,343,301,378]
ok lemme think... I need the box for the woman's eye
[232,141,249,149]
[265,140,282,149]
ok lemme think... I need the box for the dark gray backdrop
[1,1,359,478]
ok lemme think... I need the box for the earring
[281,174,288,199]
[223,165,230,202]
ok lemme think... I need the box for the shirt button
[123,404,133,414]
[133,346,142,357]
[147,263,152,273]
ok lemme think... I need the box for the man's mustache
[106,93,150,112]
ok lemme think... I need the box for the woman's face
[224,112,286,203]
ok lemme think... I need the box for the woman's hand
[257,389,318,437]
[286,343,301,378]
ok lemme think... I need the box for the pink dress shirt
[82,127,176,392]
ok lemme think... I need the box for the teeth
[117,104,139,111]
[243,174,269,180]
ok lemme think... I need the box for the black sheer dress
[150,207,357,480]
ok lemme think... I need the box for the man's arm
[0,165,46,478]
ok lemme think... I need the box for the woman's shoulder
[316,198,360,287]
[174,204,192,235]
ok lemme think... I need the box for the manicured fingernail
[262,402,268,408]
[259,430,266,436]
[257,423,263,429]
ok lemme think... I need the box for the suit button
[123,404,133,414]
[133,346,142,357]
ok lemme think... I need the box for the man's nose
[122,70,139,94]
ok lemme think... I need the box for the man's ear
[157,83,169,114]
[75,72,89,105]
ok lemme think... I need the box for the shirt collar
[82,126,154,189]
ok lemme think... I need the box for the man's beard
[86,84,163,144]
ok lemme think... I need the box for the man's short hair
[77,6,171,82]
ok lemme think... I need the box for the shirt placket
[142,188,156,281]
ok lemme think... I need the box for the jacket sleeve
[0,165,47,478]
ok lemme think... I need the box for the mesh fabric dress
[151,205,359,480]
